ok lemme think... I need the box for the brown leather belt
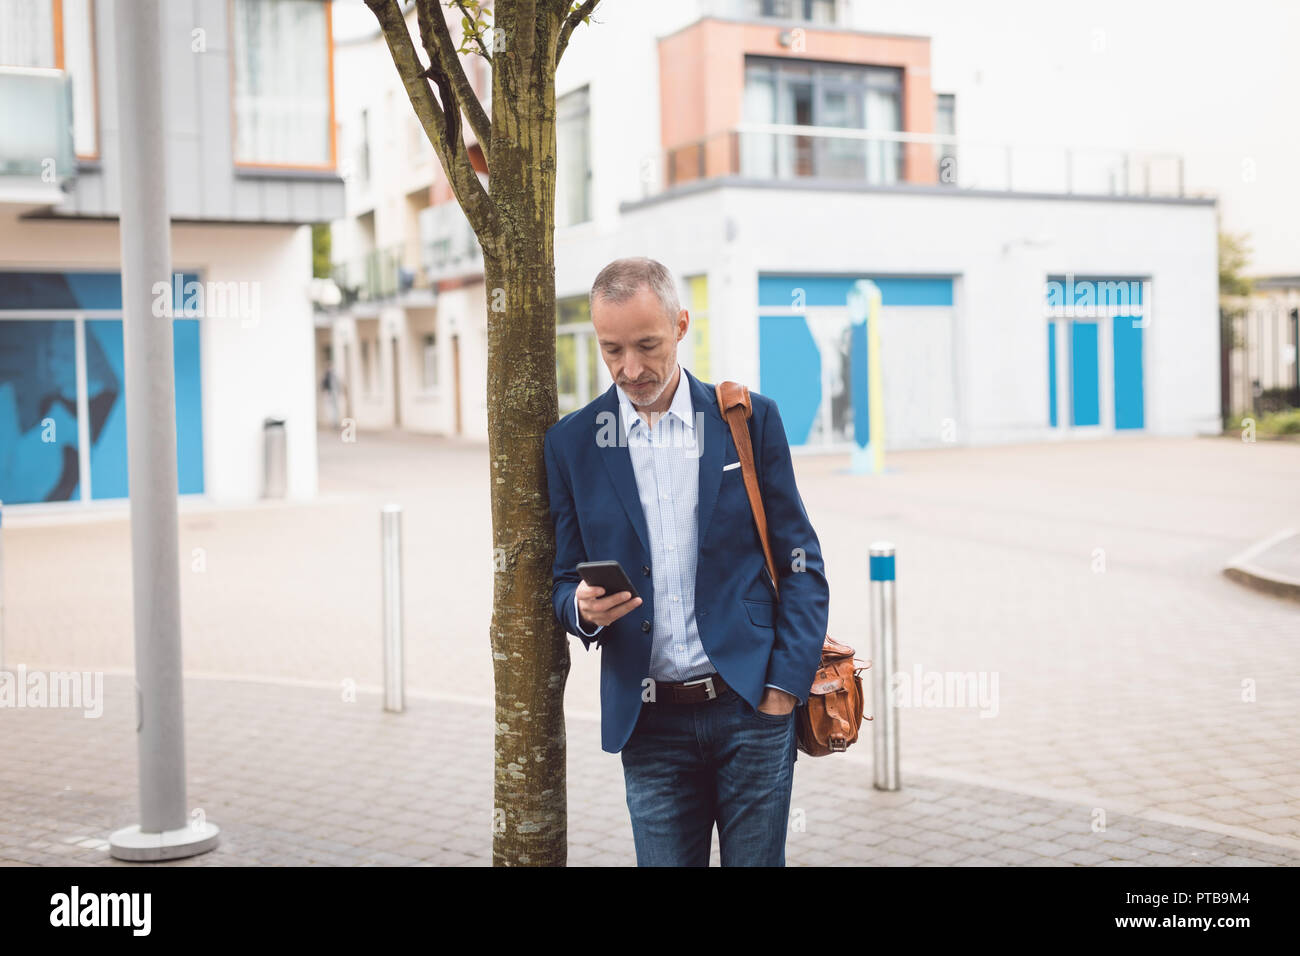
[651,673,730,704]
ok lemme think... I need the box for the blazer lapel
[688,367,727,548]
[591,382,651,555]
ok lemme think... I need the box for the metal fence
[1220,304,1300,421]
[660,125,1185,199]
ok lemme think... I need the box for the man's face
[591,285,688,407]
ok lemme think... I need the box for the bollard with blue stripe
[869,541,900,790]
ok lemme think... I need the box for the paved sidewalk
[3,431,1299,860]
[3,675,1298,867]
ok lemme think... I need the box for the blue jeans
[619,683,798,866]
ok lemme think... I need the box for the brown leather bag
[715,381,869,756]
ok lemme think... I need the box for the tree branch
[364,0,503,253]
[555,0,601,64]
[416,0,493,151]
[451,0,493,62]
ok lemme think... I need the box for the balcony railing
[332,247,402,306]
[697,0,847,26]
[660,124,1186,199]
[331,230,485,309]
[418,202,484,283]
[0,66,75,203]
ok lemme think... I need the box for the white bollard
[382,504,405,713]
[869,541,900,791]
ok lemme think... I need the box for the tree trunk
[365,0,599,867]
[484,4,569,867]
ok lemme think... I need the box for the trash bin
[262,417,287,499]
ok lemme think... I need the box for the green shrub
[1229,408,1300,436]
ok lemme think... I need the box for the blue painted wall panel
[759,275,954,308]
[850,320,870,447]
[0,270,198,311]
[758,314,821,445]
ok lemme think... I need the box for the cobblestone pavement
[4,676,1299,867]
[2,429,1299,863]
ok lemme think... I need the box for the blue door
[1047,321,1058,427]
[1070,321,1100,427]
[1112,315,1145,429]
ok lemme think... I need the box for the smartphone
[576,560,640,600]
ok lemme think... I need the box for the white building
[0,0,344,507]
[328,0,1221,450]
[323,6,488,439]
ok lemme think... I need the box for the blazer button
[641,620,651,633]
[641,565,650,576]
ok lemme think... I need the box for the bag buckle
[683,676,717,700]
[829,737,848,752]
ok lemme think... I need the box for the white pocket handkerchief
[722,461,741,471]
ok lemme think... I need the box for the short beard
[625,376,669,406]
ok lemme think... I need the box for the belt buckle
[683,676,717,700]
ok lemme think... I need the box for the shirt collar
[615,364,694,433]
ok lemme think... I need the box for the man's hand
[576,579,643,629]
[757,687,797,716]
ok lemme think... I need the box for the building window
[556,294,599,415]
[231,0,334,168]
[745,0,838,23]
[421,333,438,389]
[742,57,903,183]
[356,108,371,185]
[360,338,372,395]
[0,0,99,158]
[0,0,55,67]
[556,86,591,227]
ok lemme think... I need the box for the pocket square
[722,461,741,471]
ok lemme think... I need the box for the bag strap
[715,381,780,601]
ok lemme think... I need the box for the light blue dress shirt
[573,365,793,698]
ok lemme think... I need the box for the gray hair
[589,256,681,324]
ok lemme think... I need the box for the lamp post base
[108,821,220,862]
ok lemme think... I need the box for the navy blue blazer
[543,366,830,753]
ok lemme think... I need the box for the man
[543,256,830,867]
